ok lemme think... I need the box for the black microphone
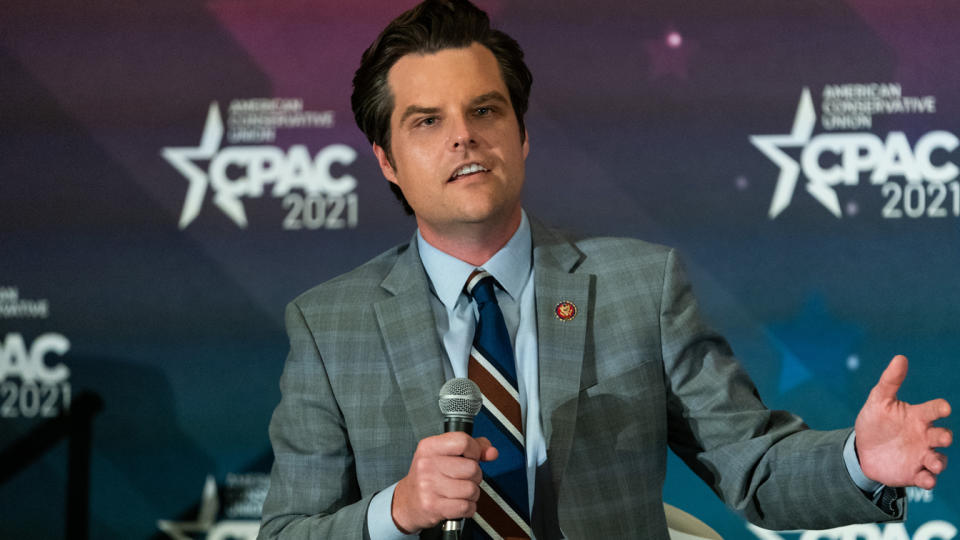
[438,378,483,539]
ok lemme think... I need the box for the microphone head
[438,378,482,420]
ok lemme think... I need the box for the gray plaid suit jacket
[258,221,899,539]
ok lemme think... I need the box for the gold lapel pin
[555,300,577,321]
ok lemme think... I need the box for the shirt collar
[418,211,533,310]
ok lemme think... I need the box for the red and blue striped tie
[464,269,531,540]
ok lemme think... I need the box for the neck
[418,209,522,267]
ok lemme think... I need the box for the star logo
[156,475,219,539]
[750,88,843,219]
[767,294,862,395]
[162,103,249,229]
[156,475,260,539]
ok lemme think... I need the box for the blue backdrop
[1,1,957,538]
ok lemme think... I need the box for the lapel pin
[555,300,577,321]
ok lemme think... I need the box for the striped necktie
[464,269,531,540]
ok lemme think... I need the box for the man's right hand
[391,432,499,534]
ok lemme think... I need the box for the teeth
[453,163,487,178]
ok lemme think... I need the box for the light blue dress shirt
[367,211,881,538]
[368,212,544,539]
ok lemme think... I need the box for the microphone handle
[442,417,474,540]
[443,520,462,540]
[444,417,474,435]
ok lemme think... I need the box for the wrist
[845,430,883,492]
[391,479,414,535]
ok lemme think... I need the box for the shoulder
[531,222,684,309]
[540,223,675,277]
[290,240,412,316]
[576,236,672,267]
[576,236,678,300]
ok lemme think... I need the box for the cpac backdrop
[1,1,958,538]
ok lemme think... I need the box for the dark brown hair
[351,0,533,214]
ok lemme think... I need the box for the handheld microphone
[437,378,482,539]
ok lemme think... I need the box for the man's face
[373,42,529,241]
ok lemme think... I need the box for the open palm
[855,355,952,489]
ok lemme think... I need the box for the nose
[449,116,476,150]
[451,136,475,149]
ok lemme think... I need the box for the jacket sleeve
[658,249,903,530]
[257,301,372,539]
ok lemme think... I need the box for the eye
[475,106,493,116]
[419,116,437,127]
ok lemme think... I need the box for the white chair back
[664,503,723,540]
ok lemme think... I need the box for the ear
[372,143,399,185]
[522,129,530,159]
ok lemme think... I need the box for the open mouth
[449,163,489,182]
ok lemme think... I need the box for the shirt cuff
[367,482,417,540]
[844,431,903,515]
[843,430,883,493]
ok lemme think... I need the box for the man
[258,1,952,538]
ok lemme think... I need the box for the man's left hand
[855,355,952,489]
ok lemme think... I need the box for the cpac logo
[749,520,956,540]
[751,88,958,218]
[0,332,70,385]
[162,103,358,229]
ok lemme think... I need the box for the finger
[475,436,499,462]
[436,497,476,520]
[926,426,953,448]
[424,432,478,458]
[913,469,937,490]
[871,355,908,402]
[434,455,483,481]
[923,451,948,475]
[435,477,482,502]
[457,433,490,461]
[918,399,952,423]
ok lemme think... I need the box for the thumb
[872,355,908,402]
[475,437,499,462]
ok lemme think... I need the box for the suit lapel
[372,224,593,485]
[374,238,447,444]
[531,221,591,488]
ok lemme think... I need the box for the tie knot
[465,269,498,305]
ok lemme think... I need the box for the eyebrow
[399,105,440,125]
[398,91,511,125]
[469,91,510,108]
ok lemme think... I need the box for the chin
[466,205,519,227]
